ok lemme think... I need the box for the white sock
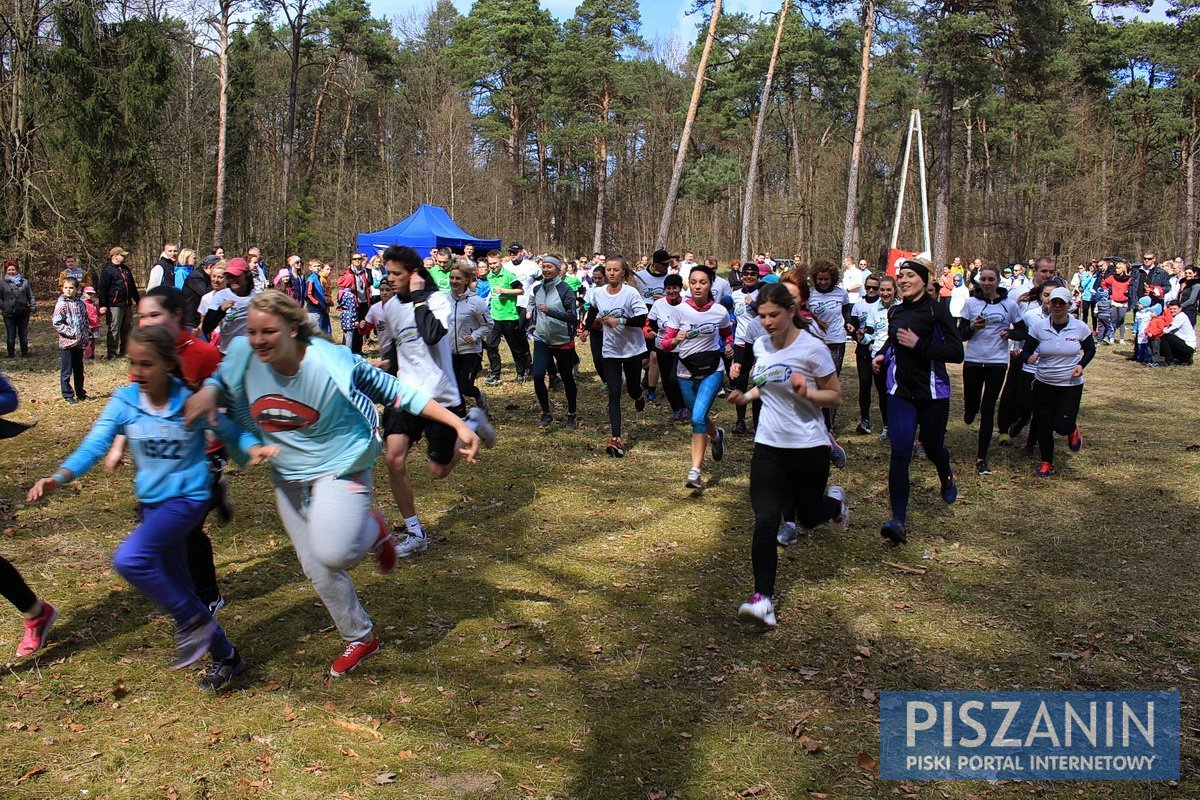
[404,515,425,538]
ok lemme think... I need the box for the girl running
[583,257,648,457]
[872,258,963,546]
[528,256,579,428]
[807,262,852,430]
[185,289,482,676]
[1007,279,1063,456]
[728,283,846,627]
[1022,286,1094,477]
[659,265,732,489]
[850,274,882,435]
[957,264,1025,475]
[28,326,271,690]
[448,264,493,413]
[580,265,608,388]
[863,275,897,440]
[730,263,762,434]
[647,274,687,422]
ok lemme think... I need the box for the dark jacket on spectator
[97,261,140,309]
[182,268,212,329]
[1129,264,1170,302]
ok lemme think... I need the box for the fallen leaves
[112,679,129,700]
[856,751,878,772]
[739,783,772,797]
[282,704,298,722]
[332,719,383,740]
[12,767,44,786]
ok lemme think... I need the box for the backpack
[173,263,192,290]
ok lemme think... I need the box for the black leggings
[855,344,888,425]
[0,555,36,613]
[603,355,643,437]
[588,330,606,380]
[749,444,838,597]
[1033,381,1082,465]
[533,342,578,414]
[962,363,1007,459]
[995,354,1023,433]
[1010,369,1038,448]
[452,352,483,400]
[655,348,686,413]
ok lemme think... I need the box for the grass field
[0,321,1196,799]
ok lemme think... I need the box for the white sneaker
[776,521,799,547]
[466,407,496,449]
[827,485,849,531]
[396,533,429,558]
[878,426,889,441]
[737,593,777,627]
[685,467,702,489]
[829,435,846,469]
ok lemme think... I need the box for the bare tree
[655,0,722,250]
[739,0,789,262]
[840,0,874,263]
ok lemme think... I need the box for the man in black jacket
[1130,250,1171,303]
[183,255,219,330]
[97,247,140,359]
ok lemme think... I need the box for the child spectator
[336,273,358,348]
[52,277,88,403]
[1133,296,1153,363]
[1094,283,1113,344]
[82,286,101,360]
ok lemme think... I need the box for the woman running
[730,263,763,434]
[583,257,648,457]
[1007,279,1063,456]
[1022,286,1094,477]
[957,264,1025,475]
[807,262,852,431]
[528,255,579,428]
[580,265,608,388]
[29,326,271,690]
[872,258,963,545]
[850,274,882,435]
[184,290,481,677]
[448,263,493,413]
[659,265,732,489]
[647,274,688,422]
[728,283,846,627]
[863,275,896,440]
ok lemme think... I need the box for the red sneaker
[605,436,625,457]
[330,636,380,677]
[368,509,396,573]
[1035,461,1056,478]
[17,601,57,657]
[1067,427,1083,452]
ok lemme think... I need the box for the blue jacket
[59,379,259,504]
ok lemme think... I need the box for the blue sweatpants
[677,369,724,434]
[886,395,953,523]
[113,497,233,660]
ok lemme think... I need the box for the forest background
[1,0,1198,280]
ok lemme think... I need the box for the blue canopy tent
[355,204,501,257]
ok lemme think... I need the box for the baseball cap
[200,255,221,267]
[508,242,523,253]
[224,257,249,277]
[83,285,96,294]
[109,246,129,258]
[652,249,670,264]
[1048,286,1073,305]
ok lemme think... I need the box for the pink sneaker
[369,510,396,573]
[330,636,380,677]
[17,601,57,657]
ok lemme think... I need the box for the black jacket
[98,262,140,309]
[883,293,964,401]
[182,268,212,329]
[1129,265,1170,302]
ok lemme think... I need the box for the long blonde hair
[249,289,320,341]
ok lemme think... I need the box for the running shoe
[963,412,976,426]
[199,649,246,692]
[940,472,958,505]
[737,593,777,628]
[997,432,1011,446]
[827,485,849,531]
[711,427,725,462]
[605,436,625,458]
[539,412,553,427]
[565,413,578,430]
[483,375,501,386]
[396,533,428,558]
[213,475,234,523]
[732,419,749,436]
[173,617,218,670]
[880,519,908,546]
[1035,461,1056,478]
[207,596,227,616]
[829,436,847,469]
[635,393,646,412]
[975,459,992,476]
[877,426,889,442]
[685,467,703,489]
[369,509,396,573]
[1067,426,1083,452]
[329,636,380,677]
[855,419,872,435]
[517,373,528,384]
[646,390,657,403]
[776,521,799,546]
[16,601,57,657]
[466,407,497,449]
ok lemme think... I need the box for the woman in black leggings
[582,258,648,457]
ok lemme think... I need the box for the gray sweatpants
[273,469,377,643]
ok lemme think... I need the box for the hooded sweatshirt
[880,291,964,401]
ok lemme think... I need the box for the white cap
[1048,286,1073,305]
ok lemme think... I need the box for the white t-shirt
[959,295,1023,365]
[850,298,882,351]
[1019,307,1046,371]
[1164,312,1197,348]
[364,298,393,358]
[508,259,540,310]
[750,328,837,449]
[648,296,681,349]
[949,285,970,318]
[1027,315,1092,387]
[807,286,849,344]
[633,270,668,302]
[841,266,866,303]
[382,292,461,406]
[209,288,257,353]
[711,275,733,304]
[732,287,759,343]
[665,300,729,379]
[591,284,648,360]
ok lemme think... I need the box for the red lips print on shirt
[250,394,321,432]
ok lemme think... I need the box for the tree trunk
[592,83,611,254]
[739,0,789,262]
[213,0,231,247]
[840,0,873,264]
[305,48,345,180]
[933,77,952,267]
[655,0,722,250]
[280,0,307,250]
[1188,95,1198,265]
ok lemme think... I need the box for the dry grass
[0,323,1197,799]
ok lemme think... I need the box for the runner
[957,264,1025,475]
[849,274,882,434]
[580,265,608,387]
[528,255,579,428]
[872,258,963,545]
[583,257,647,457]
[728,283,846,628]
[807,262,852,434]
[483,250,530,385]
[634,250,671,401]
[447,264,493,412]
[647,274,688,422]
[29,326,271,690]
[730,263,763,434]
[1006,279,1063,456]
[659,265,732,489]
[1022,286,1094,477]
[864,275,897,440]
[202,258,257,353]
[184,289,482,677]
